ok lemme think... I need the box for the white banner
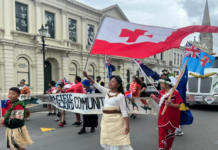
[27,93,159,115]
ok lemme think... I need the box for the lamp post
[38,25,48,94]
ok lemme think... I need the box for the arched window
[87,64,95,79]
[17,57,30,86]
[127,70,130,83]
[69,63,77,82]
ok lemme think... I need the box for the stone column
[62,53,69,80]
[61,10,67,46]
[34,0,42,33]
[2,43,15,98]
[0,59,5,99]
[35,48,44,94]
[81,17,87,52]
[31,64,36,95]
[3,0,13,39]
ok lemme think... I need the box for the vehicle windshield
[210,57,218,68]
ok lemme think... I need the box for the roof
[100,4,129,21]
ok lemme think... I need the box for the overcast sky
[78,0,218,53]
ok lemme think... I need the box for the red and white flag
[90,17,218,58]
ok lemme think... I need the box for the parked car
[146,83,159,96]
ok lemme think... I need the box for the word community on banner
[21,93,159,115]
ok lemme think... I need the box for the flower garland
[159,79,173,86]
[159,88,173,107]
[4,101,26,127]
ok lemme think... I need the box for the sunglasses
[20,82,24,84]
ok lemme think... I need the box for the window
[69,63,77,82]
[177,54,179,65]
[174,53,176,64]
[88,64,95,79]
[136,70,140,77]
[45,11,55,39]
[17,57,30,86]
[174,71,179,75]
[68,19,77,42]
[180,55,183,65]
[87,24,94,46]
[161,53,163,60]
[16,2,28,32]
[154,55,156,58]
[127,70,130,83]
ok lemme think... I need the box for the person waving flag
[105,56,115,80]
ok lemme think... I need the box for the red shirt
[158,90,183,128]
[5,100,24,119]
[65,82,84,93]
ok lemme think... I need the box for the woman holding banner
[83,71,133,150]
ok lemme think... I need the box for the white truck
[186,55,218,105]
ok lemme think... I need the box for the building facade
[0,0,183,99]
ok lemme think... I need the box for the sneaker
[54,118,60,122]
[63,121,66,125]
[133,115,137,119]
[58,122,64,127]
[73,121,82,127]
[52,113,57,116]
[90,127,95,133]
[130,114,134,118]
[72,121,77,126]
[47,112,52,116]
[175,131,184,136]
[78,129,86,134]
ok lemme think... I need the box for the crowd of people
[1,69,184,150]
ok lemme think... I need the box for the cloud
[78,0,218,53]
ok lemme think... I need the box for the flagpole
[133,59,159,94]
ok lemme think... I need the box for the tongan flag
[134,59,160,81]
[90,16,218,58]
[125,91,132,97]
[105,56,116,80]
[1,100,9,117]
[195,52,215,75]
[182,42,202,72]
[177,67,193,125]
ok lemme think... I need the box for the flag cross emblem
[200,55,211,67]
[119,29,153,43]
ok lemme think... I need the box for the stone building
[0,0,187,99]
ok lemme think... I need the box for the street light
[38,25,47,94]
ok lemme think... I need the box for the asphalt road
[0,105,218,150]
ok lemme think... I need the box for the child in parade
[83,71,133,150]
[46,81,57,116]
[150,78,183,150]
[58,84,71,127]
[0,87,33,150]
[78,79,98,134]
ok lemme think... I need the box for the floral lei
[4,101,26,127]
[159,79,173,86]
